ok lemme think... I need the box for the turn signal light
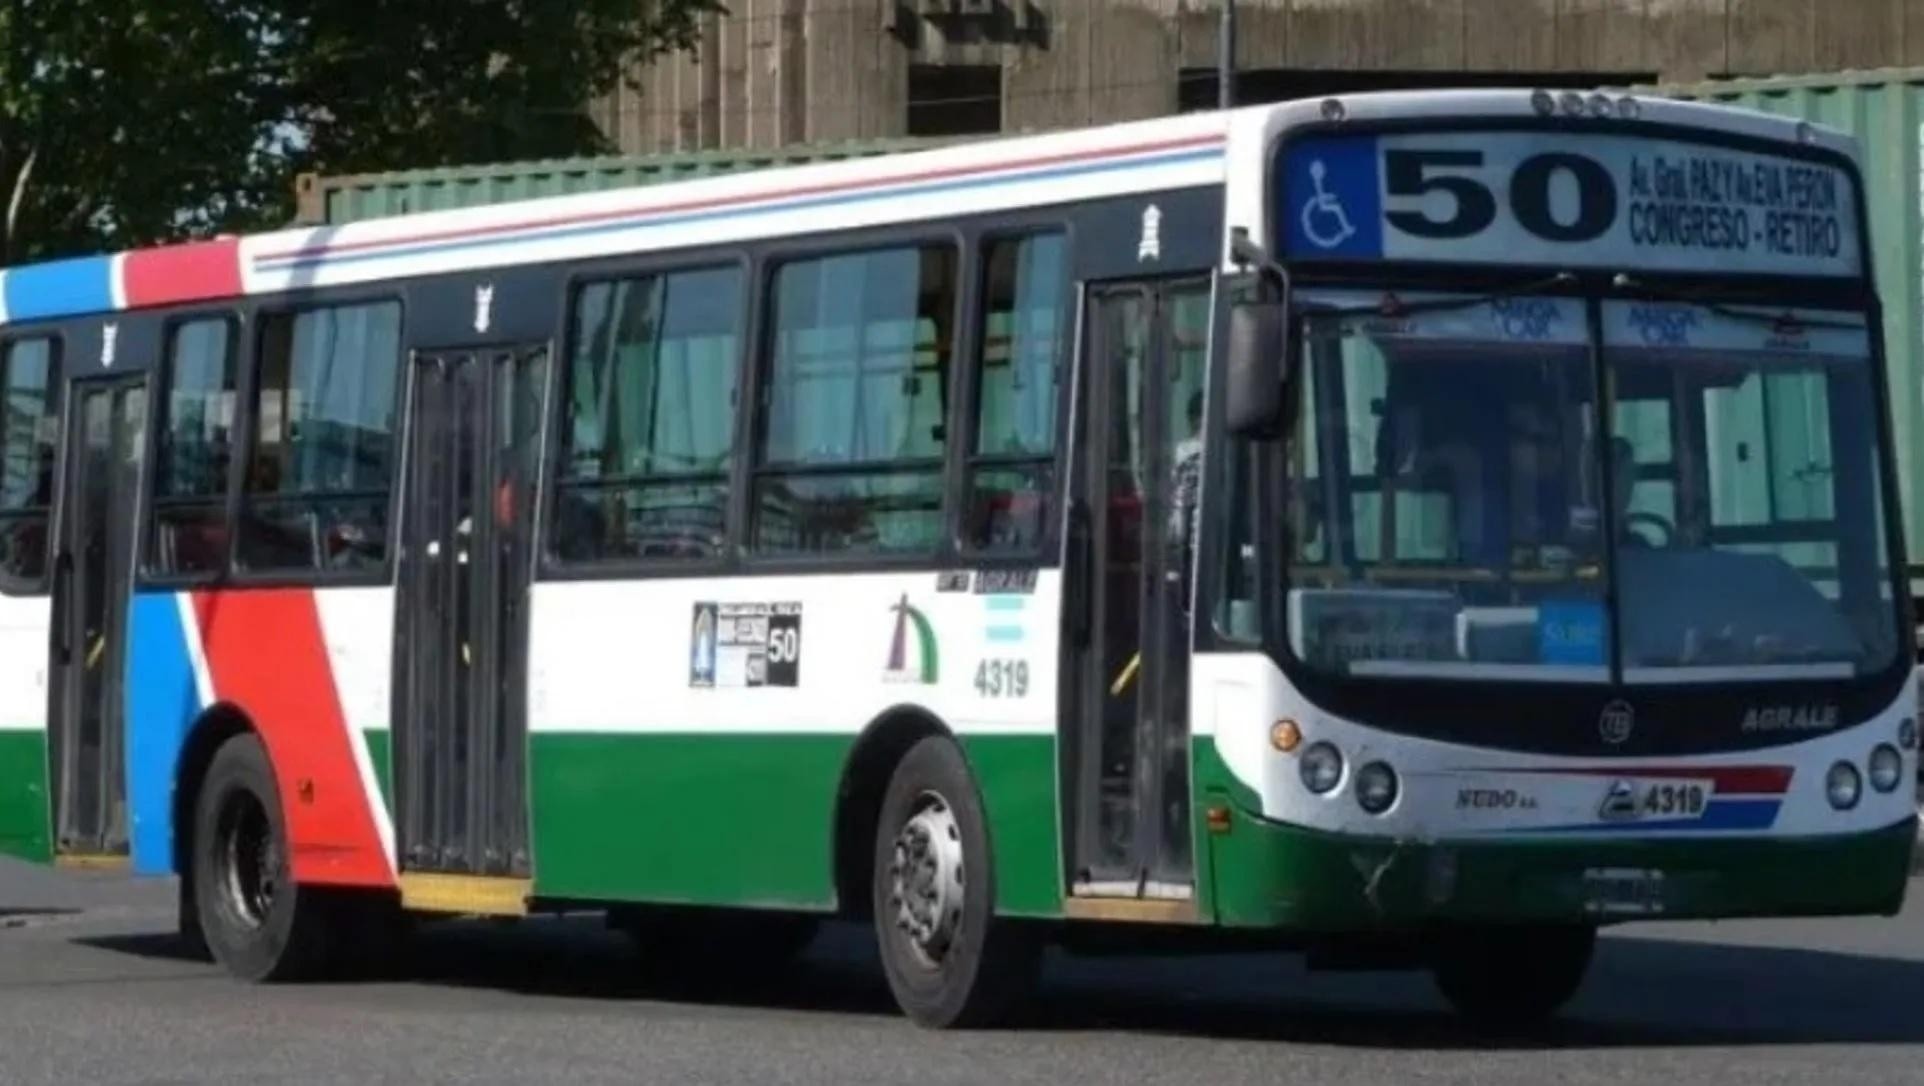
[1270,719,1302,753]
[1206,806,1232,834]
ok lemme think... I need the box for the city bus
[0,88,1913,1029]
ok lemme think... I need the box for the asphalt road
[3,859,1923,1085]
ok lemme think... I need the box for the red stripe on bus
[1510,764,1794,795]
[252,132,1225,264]
[190,589,390,887]
[123,238,243,308]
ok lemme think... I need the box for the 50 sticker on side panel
[690,601,803,688]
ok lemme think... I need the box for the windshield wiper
[1300,271,1579,320]
[1608,273,1864,330]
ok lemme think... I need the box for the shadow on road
[72,915,1924,1050]
[73,932,208,963]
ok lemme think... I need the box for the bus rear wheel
[189,733,335,982]
[871,736,1038,1029]
[1430,923,1596,1028]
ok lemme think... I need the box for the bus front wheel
[1430,923,1596,1028]
[871,736,1039,1029]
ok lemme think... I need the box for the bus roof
[0,89,1856,329]
[0,107,1238,329]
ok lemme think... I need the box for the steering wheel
[1622,510,1673,547]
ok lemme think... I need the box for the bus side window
[237,301,402,576]
[751,243,957,555]
[965,231,1065,553]
[552,265,742,563]
[150,318,237,576]
[0,336,57,587]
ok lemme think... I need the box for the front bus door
[1066,277,1212,909]
[49,376,147,865]
[391,346,548,915]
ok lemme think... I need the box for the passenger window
[754,243,957,554]
[238,301,401,574]
[151,319,236,575]
[966,232,1066,551]
[0,338,57,585]
[554,265,742,562]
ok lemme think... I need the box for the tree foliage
[0,0,718,263]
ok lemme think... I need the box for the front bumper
[1207,803,1917,930]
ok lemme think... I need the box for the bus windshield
[1283,291,1900,684]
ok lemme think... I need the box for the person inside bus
[1170,389,1204,610]
[1608,436,1654,548]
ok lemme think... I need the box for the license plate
[1599,779,1711,822]
[1581,867,1667,915]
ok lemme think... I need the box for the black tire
[1431,924,1596,1028]
[189,732,335,982]
[872,736,1039,1029]
[175,872,210,961]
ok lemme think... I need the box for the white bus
[0,88,1910,1029]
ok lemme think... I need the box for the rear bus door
[390,345,549,914]
[48,373,148,865]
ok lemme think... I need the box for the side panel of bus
[518,185,1224,918]
[122,587,397,884]
[524,573,1064,914]
[0,595,52,862]
[0,330,60,863]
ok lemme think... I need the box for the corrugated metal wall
[294,137,946,226]
[1647,68,1924,570]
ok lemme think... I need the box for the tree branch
[4,146,33,262]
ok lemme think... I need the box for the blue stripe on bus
[986,625,1026,644]
[984,596,1027,613]
[125,594,201,875]
[254,147,1225,273]
[4,256,114,323]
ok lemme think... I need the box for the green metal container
[294,136,947,227]
[1643,67,1924,575]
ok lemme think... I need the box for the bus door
[391,345,548,913]
[48,375,147,865]
[1064,277,1212,907]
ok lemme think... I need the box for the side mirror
[1225,277,1296,439]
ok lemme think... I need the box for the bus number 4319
[974,659,1030,698]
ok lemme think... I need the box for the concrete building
[589,0,1924,154]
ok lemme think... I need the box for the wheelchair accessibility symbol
[1299,159,1356,250]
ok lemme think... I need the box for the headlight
[1300,742,1344,795]
[1355,762,1399,814]
[1826,760,1863,811]
[1869,745,1904,794]
[1899,717,1917,751]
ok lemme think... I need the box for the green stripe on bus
[957,733,1060,916]
[0,730,50,864]
[363,728,393,815]
[523,731,1062,916]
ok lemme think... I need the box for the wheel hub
[219,791,278,929]
[888,791,964,967]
